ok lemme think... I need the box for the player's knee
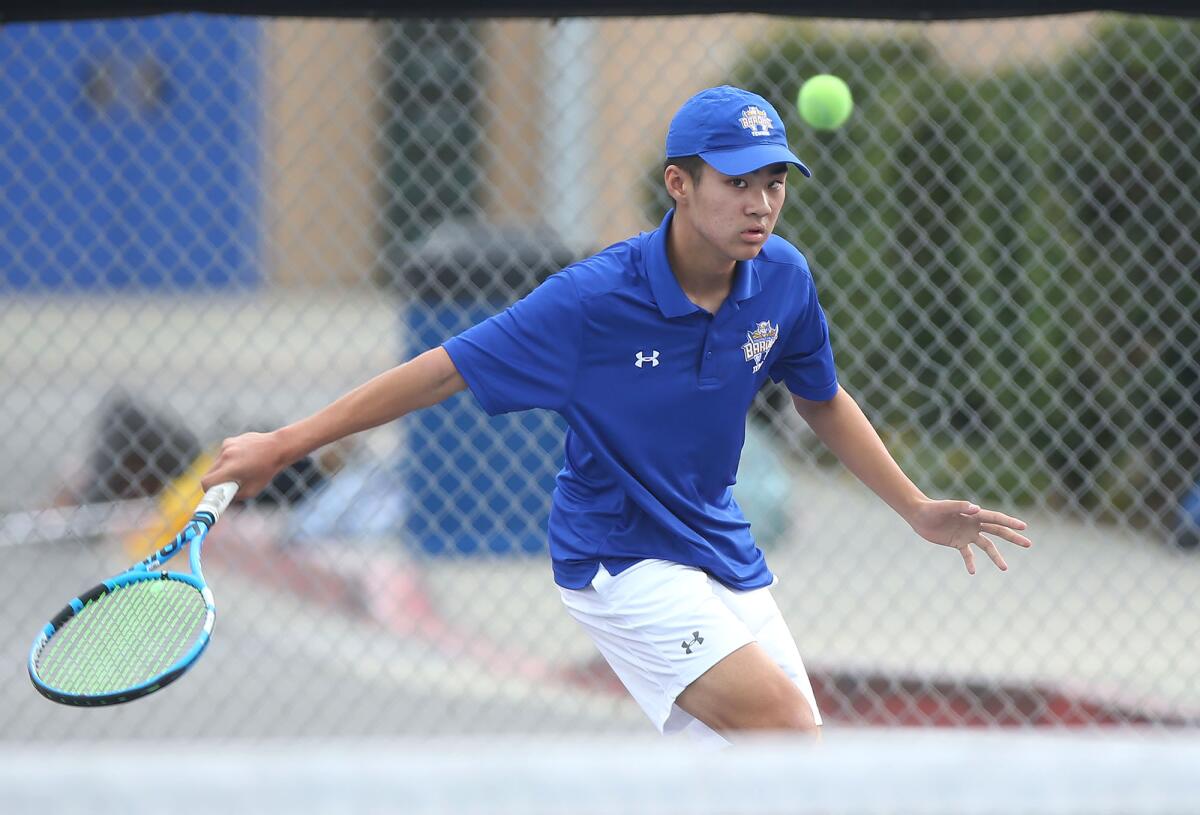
[776,698,820,736]
[731,680,819,735]
[762,683,819,734]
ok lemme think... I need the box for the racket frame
[28,482,236,707]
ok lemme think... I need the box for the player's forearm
[791,388,927,521]
[276,346,466,461]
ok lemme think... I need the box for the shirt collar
[645,209,762,319]
[731,252,762,305]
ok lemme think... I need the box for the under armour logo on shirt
[635,350,660,368]
[681,631,704,654]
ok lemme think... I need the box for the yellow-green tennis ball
[797,75,853,130]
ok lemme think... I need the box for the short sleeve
[442,272,582,415]
[768,273,839,401]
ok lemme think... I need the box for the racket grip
[197,481,239,522]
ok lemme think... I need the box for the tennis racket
[28,481,238,707]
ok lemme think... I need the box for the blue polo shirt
[442,210,839,590]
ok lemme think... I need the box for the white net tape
[4,731,1200,814]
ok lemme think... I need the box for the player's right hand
[200,431,289,500]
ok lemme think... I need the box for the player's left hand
[907,499,1032,574]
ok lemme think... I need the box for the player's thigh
[715,581,822,721]
[674,640,819,734]
[560,560,757,731]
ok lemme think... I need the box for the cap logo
[739,105,773,137]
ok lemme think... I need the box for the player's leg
[674,641,819,735]
[559,559,819,743]
[676,578,822,737]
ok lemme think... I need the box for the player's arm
[791,388,1031,573]
[200,347,466,498]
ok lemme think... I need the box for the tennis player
[201,86,1031,744]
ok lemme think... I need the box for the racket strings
[82,582,200,691]
[35,578,208,696]
[65,586,169,692]
[46,582,203,693]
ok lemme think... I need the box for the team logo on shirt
[742,320,779,373]
[739,106,774,137]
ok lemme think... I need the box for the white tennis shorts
[559,558,821,744]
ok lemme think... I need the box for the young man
[201,86,1031,744]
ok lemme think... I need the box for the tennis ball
[797,74,853,130]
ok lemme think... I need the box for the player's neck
[665,215,735,314]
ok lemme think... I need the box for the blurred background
[1,6,1199,812]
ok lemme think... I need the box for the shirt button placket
[699,318,718,384]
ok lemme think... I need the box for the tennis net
[3,729,1199,814]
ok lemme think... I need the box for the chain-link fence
[2,13,1198,740]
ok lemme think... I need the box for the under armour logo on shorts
[681,631,704,654]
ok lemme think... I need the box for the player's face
[687,163,788,261]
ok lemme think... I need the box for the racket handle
[196,481,239,522]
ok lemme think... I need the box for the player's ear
[664,164,689,204]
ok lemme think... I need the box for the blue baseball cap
[666,85,811,178]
